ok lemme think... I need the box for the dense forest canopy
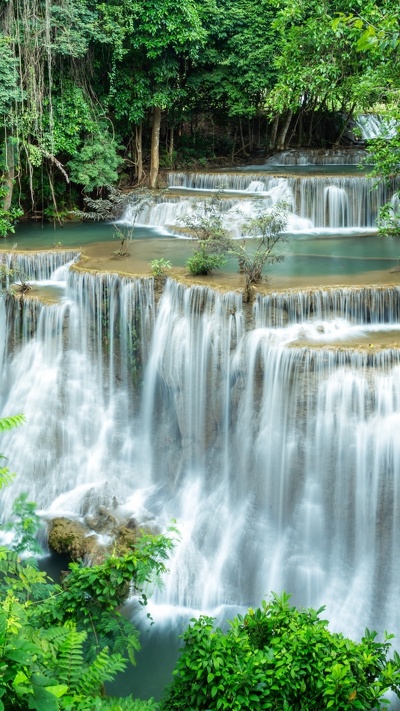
[0,0,399,225]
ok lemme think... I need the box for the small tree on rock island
[183,195,289,299]
[182,194,231,276]
[230,199,288,302]
[78,186,154,257]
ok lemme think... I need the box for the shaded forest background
[0,0,399,223]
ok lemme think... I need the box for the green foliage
[0,260,32,295]
[229,200,288,300]
[186,247,226,276]
[78,186,154,256]
[0,417,175,709]
[163,591,400,711]
[67,127,123,193]
[6,494,42,556]
[181,195,231,275]
[0,185,23,238]
[0,415,25,490]
[0,36,20,116]
[378,197,400,238]
[0,522,175,710]
[0,415,26,434]
[182,195,288,288]
[150,259,172,277]
[188,0,278,120]
[80,187,153,223]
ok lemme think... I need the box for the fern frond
[92,612,140,663]
[0,414,26,432]
[75,648,126,696]
[53,627,86,688]
[0,466,16,489]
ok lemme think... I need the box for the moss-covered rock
[47,505,158,566]
[48,517,98,559]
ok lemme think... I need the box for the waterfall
[2,256,400,645]
[295,176,395,228]
[127,173,397,232]
[0,251,80,283]
[0,266,154,516]
[324,185,348,228]
[355,114,398,140]
[266,149,367,165]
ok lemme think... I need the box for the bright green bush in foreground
[163,591,400,711]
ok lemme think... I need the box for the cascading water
[123,172,397,234]
[355,114,398,140]
[266,149,367,165]
[2,143,400,700]
[2,257,400,655]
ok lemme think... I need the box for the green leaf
[44,685,68,699]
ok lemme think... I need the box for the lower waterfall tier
[1,265,400,648]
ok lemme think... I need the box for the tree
[182,196,288,293]
[185,0,279,157]
[265,0,381,149]
[163,592,400,711]
[97,0,205,188]
[181,194,230,275]
[78,185,154,255]
[333,2,400,235]
[229,200,288,301]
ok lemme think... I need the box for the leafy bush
[163,592,400,711]
[67,126,123,192]
[0,184,23,237]
[186,247,226,276]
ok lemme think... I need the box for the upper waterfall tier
[130,173,396,231]
[265,149,367,165]
[355,114,398,140]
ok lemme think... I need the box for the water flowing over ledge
[128,172,399,234]
[255,286,400,326]
[0,250,80,281]
[1,260,400,646]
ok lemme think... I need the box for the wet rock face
[47,517,98,560]
[47,507,142,565]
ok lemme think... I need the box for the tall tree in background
[98,0,205,188]
[185,0,278,157]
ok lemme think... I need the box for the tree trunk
[135,123,143,185]
[287,112,301,148]
[276,110,293,150]
[297,111,303,148]
[239,120,249,156]
[3,135,15,213]
[230,126,238,164]
[269,114,280,150]
[149,106,162,189]
[335,103,356,145]
[168,126,174,165]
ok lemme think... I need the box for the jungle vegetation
[0,415,175,711]
[0,0,399,233]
